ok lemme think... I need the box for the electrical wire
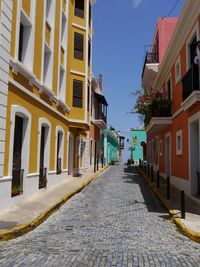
[162,0,180,18]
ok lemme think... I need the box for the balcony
[142,49,159,90]
[182,64,200,111]
[146,99,172,133]
[93,93,108,129]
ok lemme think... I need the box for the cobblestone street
[0,164,200,267]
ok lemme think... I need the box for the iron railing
[182,64,200,101]
[12,168,24,197]
[151,99,172,117]
[142,52,159,78]
[39,167,47,189]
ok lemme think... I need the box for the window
[166,78,171,100]
[74,32,84,60]
[18,23,24,62]
[88,41,91,66]
[175,56,181,84]
[176,130,182,155]
[75,0,84,18]
[189,35,197,68]
[73,79,83,108]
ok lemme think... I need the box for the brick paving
[0,164,200,266]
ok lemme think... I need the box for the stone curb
[0,166,109,241]
[137,168,200,243]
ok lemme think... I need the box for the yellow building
[0,0,93,211]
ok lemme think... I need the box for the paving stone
[0,164,200,266]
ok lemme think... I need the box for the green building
[130,129,146,165]
[101,128,119,164]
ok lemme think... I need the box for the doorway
[190,120,199,195]
[12,116,24,196]
[68,133,74,175]
[165,134,171,179]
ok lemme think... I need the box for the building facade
[141,0,200,198]
[0,0,94,211]
[89,74,108,171]
[130,129,146,165]
[102,128,119,165]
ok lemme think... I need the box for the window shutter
[18,23,24,62]
[74,32,84,60]
[75,0,84,18]
[73,80,83,108]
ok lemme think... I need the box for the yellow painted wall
[22,0,31,17]
[4,84,69,176]
[52,0,61,97]
[33,0,44,80]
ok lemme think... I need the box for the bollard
[197,172,200,196]
[101,158,103,168]
[157,170,160,188]
[151,165,154,182]
[166,176,170,200]
[180,190,185,219]
[97,159,99,171]
[141,161,143,171]
[139,159,141,168]
[147,164,150,178]
[145,162,147,174]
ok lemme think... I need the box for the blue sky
[92,0,184,160]
[92,0,184,128]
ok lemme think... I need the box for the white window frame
[176,130,183,156]
[175,55,181,84]
[37,118,51,174]
[165,73,172,102]
[9,105,32,178]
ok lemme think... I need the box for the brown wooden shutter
[74,32,84,60]
[73,79,83,108]
[75,0,84,18]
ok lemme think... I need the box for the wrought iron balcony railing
[182,64,200,101]
[142,52,159,78]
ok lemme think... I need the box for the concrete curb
[137,168,200,243]
[0,166,109,241]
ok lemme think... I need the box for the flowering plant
[130,89,162,126]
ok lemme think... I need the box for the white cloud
[132,0,143,9]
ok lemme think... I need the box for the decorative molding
[70,70,86,77]
[72,23,86,32]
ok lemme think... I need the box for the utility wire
[162,0,180,18]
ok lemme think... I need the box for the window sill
[10,57,36,84]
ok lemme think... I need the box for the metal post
[197,172,200,196]
[101,157,103,168]
[157,170,160,188]
[166,177,170,200]
[97,159,99,171]
[147,164,150,177]
[139,159,141,168]
[180,190,185,219]
[141,161,143,171]
[151,165,154,182]
[94,155,96,173]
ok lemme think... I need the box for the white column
[0,0,13,177]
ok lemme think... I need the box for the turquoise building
[101,128,119,164]
[130,129,146,165]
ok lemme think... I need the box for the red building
[141,1,200,199]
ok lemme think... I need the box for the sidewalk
[0,165,109,241]
[138,166,200,243]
